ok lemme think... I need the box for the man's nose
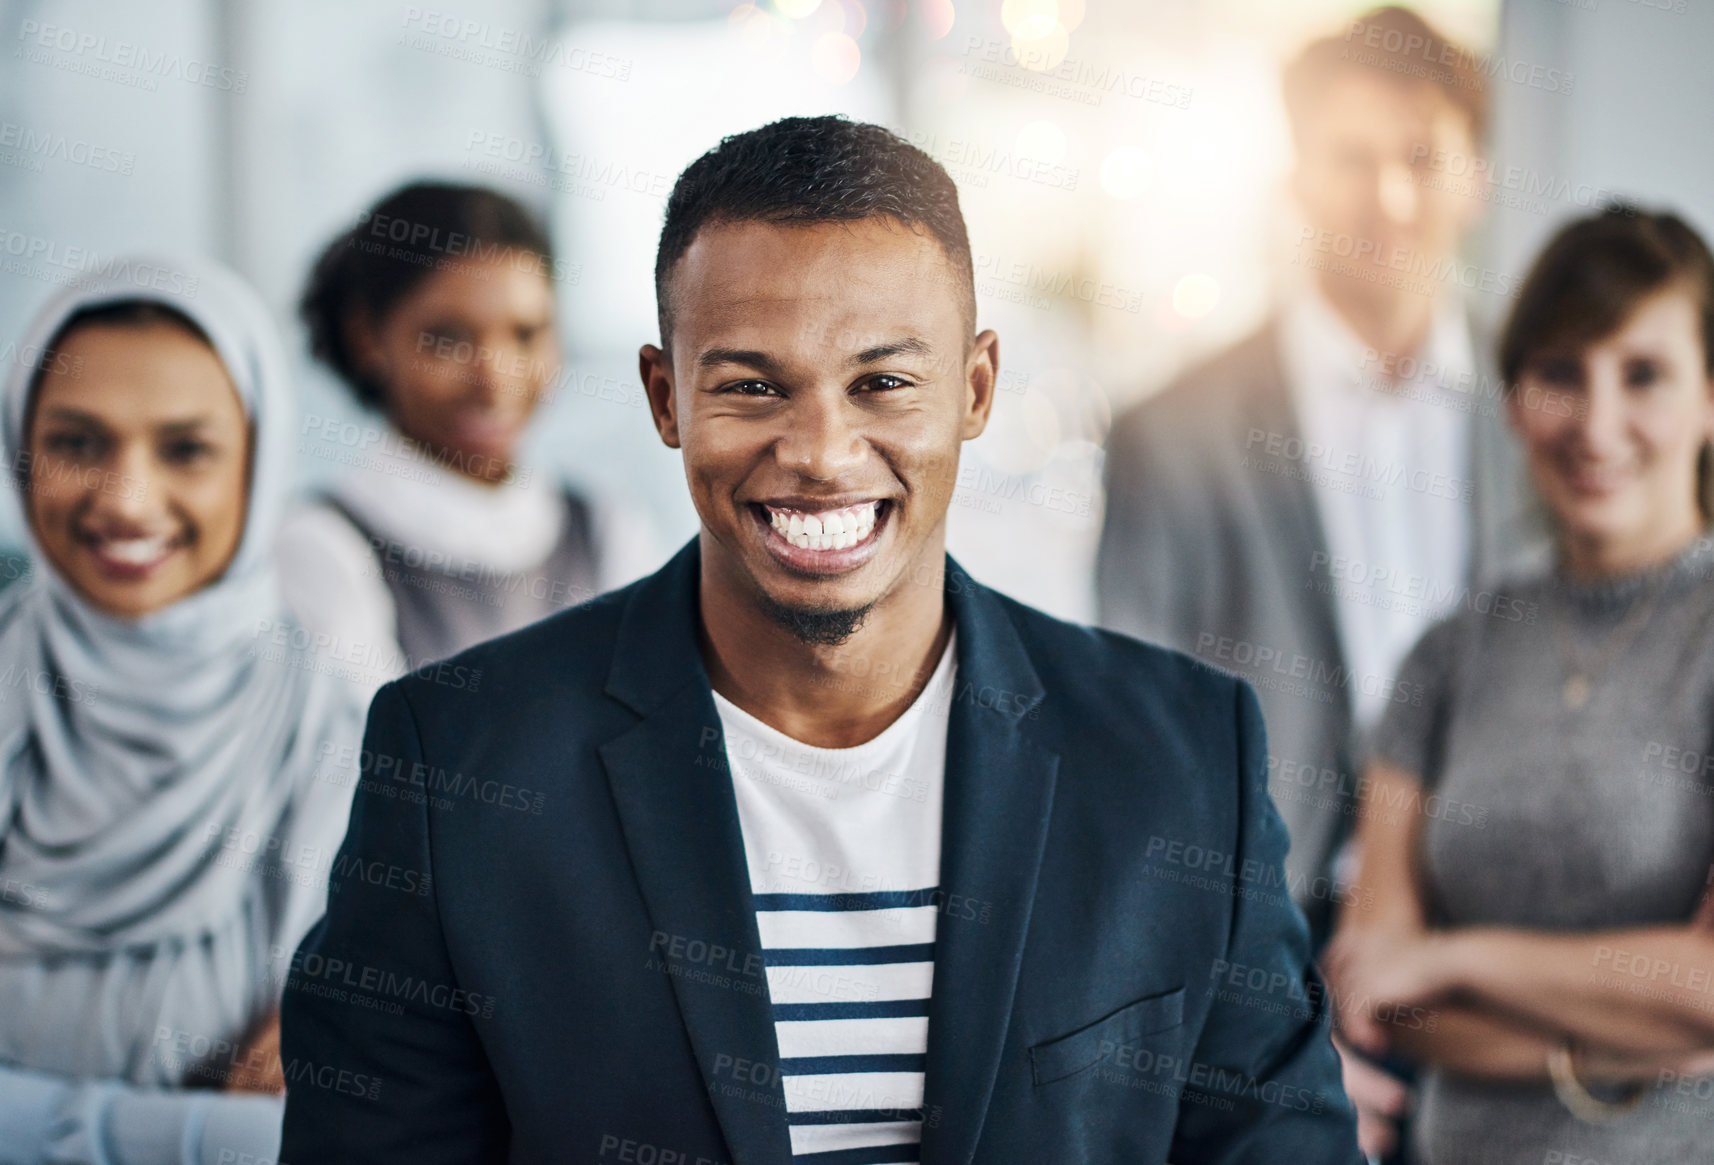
[775,394,867,481]
[1377,161,1420,225]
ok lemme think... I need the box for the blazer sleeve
[1168,680,1364,1163]
[279,680,508,1163]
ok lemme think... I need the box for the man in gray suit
[1097,7,1549,1157]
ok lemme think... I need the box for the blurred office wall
[0,0,1705,619]
[1485,0,1714,298]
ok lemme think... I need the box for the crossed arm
[1325,761,1714,1083]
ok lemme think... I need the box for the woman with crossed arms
[1328,206,1714,1162]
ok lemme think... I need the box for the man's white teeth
[98,537,171,565]
[766,501,879,551]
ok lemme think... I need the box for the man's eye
[162,439,214,464]
[724,380,778,396]
[863,374,911,392]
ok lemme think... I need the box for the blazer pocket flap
[1029,986,1186,1085]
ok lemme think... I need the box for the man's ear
[639,343,681,449]
[961,329,1000,441]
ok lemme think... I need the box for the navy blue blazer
[280,539,1362,1163]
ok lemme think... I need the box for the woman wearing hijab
[0,257,365,1164]
[277,181,660,695]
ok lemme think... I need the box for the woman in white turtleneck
[276,182,659,697]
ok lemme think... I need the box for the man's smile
[749,497,893,574]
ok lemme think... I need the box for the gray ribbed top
[1374,530,1714,1164]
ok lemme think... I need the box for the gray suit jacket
[1095,317,1548,939]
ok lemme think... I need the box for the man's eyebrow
[694,337,935,374]
[156,418,218,434]
[696,348,783,375]
[848,337,934,366]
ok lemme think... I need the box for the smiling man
[280,116,1361,1164]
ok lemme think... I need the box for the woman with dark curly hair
[278,181,658,691]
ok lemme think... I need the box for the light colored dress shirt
[1277,289,1475,738]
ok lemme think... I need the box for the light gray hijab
[0,256,361,955]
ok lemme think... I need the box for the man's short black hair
[653,115,974,348]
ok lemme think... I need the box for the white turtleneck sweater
[274,426,663,700]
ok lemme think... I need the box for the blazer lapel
[919,562,1060,1164]
[597,544,1065,1164]
[600,541,793,1165]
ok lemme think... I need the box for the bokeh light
[1013,22,1070,72]
[1100,147,1150,199]
[1171,272,1222,320]
[811,32,861,83]
[1001,0,1060,38]
[918,0,956,40]
[1015,119,1068,166]
[728,3,773,48]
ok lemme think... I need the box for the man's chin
[753,587,876,647]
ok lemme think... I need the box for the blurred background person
[0,0,1708,623]
[1096,7,1551,1155]
[0,259,364,1164]
[1327,205,1714,1164]
[279,181,660,696]
[1100,1,1545,939]
[0,0,1710,1159]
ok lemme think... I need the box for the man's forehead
[679,216,951,288]
[685,305,946,364]
[1323,79,1467,135]
[677,225,957,341]
[664,215,972,355]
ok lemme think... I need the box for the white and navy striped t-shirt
[713,631,956,1165]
